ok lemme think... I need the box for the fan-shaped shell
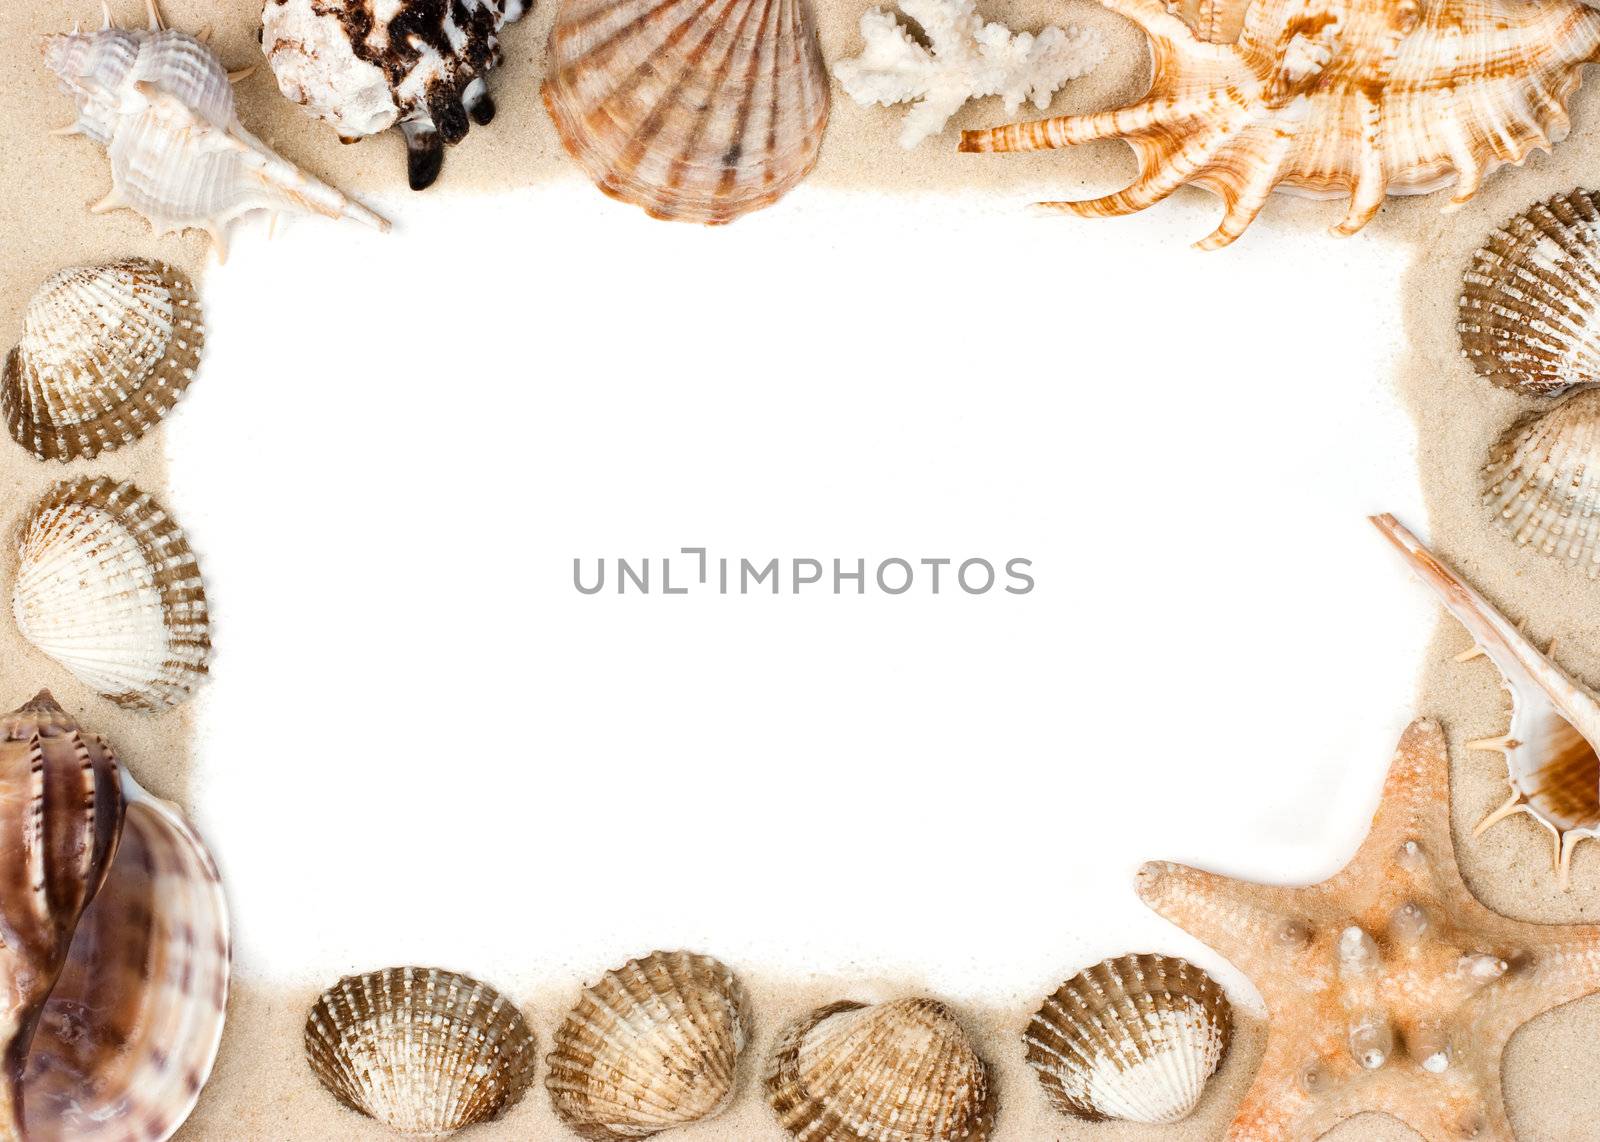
[1483,390,1600,576]
[12,478,211,710]
[547,950,749,1140]
[542,0,831,224]
[1024,953,1232,1124]
[764,996,995,1142]
[1460,189,1600,396]
[3,259,203,461]
[305,966,538,1136]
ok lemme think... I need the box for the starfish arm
[1137,860,1316,981]
[1326,719,1452,895]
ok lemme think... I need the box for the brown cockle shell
[764,996,996,1142]
[1483,389,1600,576]
[547,950,749,1140]
[543,0,831,224]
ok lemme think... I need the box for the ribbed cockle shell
[764,996,996,1142]
[1483,390,1600,576]
[547,950,750,1140]
[3,258,203,462]
[543,0,831,224]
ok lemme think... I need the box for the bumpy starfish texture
[1139,720,1600,1140]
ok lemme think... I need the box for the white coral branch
[833,0,1109,149]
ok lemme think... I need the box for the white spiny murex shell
[1375,514,1600,887]
[542,0,831,224]
[958,0,1600,249]
[305,966,537,1135]
[1461,189,1600,396]
[260,0,530,191]
[764,996,996,1142]
[1483,390,1600,575]
[0,691,229,1142]
[12,478,211,711]
[42,0,387,257]
[3,258,203,462]
[546,950,750,1140]
[1024,953,1232,1125]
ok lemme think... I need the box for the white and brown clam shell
[1483,390,1600,576]
[304,966,538,1136]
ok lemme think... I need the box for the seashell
[1460,189,1600,396]
[959,0,1600,249]
[764,996,996,1142]
[305,966,538,1136]
[542,0,831,224]
[260,0,531,191]
[43,0,387,257]
[0,691,229,1142]
[1024,953,1232,1124]
[12,477,211,711]
[547,949,749,1140]
[3,258,203,462]
[1483,390,1600,575]
[1375,513,1600,887]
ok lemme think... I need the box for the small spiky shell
[547,950,749,1140]
[12,478,211,710]
[3,259,203,461]
[305,966,537,1136]
[1460,189,1600,396]
[764,997,996,1142]
[543,0,831,224]
[1024,953,1232,1124]
[1483,390,1600,576]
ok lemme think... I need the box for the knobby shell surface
[3,258,203,462]
[959,0,1600,249]
[764,996,996,1142]
[547,950,749,1140]
[12,478,211,711]
[260,0,530,190]
[1460,189,1600,396]
[1024,953,1232,1124]
[543,0,831,224]
[1484,389,1600,576]
[304,966,538,1136]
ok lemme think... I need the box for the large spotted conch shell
[0,691,229,1141]
[960,0,1600,249]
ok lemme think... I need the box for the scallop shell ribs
[543,0,831,224]
[959,0,1600,249]
[764,996,996,1142]
[1025,953,1232,1124]
[547,950,749,1140]
[3,258,203,461]
[1484,390,1600,575]
[305,966,537,1135]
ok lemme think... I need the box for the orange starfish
[1138,719,1600,1140]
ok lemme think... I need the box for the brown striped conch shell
[1460,189,1600,396]
[1483,390,1600,575]
[1024,953,1232,1124]
[3,259,203,462]
[959,0,1600,249]
[43,0,387,258]
[12,478,211,711]
[0,691,229,1142]
[304,966,538,1135]
[542,0,831,224]
[764,996,996,1142]
[547,950,749,1140]
[1375,513,1600,887]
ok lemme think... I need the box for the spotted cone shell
[547,950,749,1140]
[304,966,537,1136]
[1483,389,1600,576]
[12,478,211,710]
[1024,953,1232,1124]
[1460,188,1600,396]
[542,0,831,224]
[764,997,996,1142]
[3,259,203,461]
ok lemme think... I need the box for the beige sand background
[3,0,1600,1138]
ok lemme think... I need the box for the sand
[3,0,1600,1138]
